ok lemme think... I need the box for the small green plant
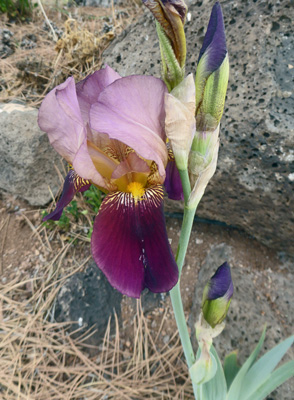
[42,186,102,237]
[66,200,80,222]
[0,0,33,20]
[42,210,70,231]
[83,186,102,215]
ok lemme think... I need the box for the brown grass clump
[0,1,143,106]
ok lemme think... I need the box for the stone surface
[72,0,123,6]
[0,102,62,206]
[54,261,123,349]
[188,243,294,400]
[102,0,294,255]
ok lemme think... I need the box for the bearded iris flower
[39,65,179,298]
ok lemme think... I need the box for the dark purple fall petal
[91,185,178,298]
[207,261,233,300]
[164,158,184,201]
[43,170,91,221]
[198,2,227,72]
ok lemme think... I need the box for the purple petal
[43,169,91,221]
[38,77,85,164]
[91,185,178,298]
[76,65,121,124]
[38,77,108,189]
[198,2,227,72]
[208,262,233,300]
[164,157,184,201]
[90,75,168,180]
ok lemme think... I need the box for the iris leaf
[226,327,266,400]
[196,345,227,400]
[239,335,294,400]
[245,361,294,400]
[224,351,240,389]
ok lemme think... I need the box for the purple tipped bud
[202,262,233,328]
[197,2,227,73]
[195,2,229,131]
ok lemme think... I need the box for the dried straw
[0,1,142,106]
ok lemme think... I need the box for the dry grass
[0,0,143,106]
[0,264,193,399]
[0,176,193,399]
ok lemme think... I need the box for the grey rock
[54,261,122,351]
[188,243,294,400]
[0,28,15,58]
[102,0,294,255]
[0,103,62,206]
[131,289,168,314]
[71,0,122,6]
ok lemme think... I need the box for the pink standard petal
[76,65,121,124]
[90,75,169,180]
[38,77,85,164]
[38,77,108,188]
[91,185,178,298]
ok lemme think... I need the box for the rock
[0,103,62,206]
[0,28,15,58]
[102,0,294,255]
[131,289,168,314]
[188,243,294,400]
[54,261,122,351]
[71,0,123,6]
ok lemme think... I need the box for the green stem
[178,168,191,205]
[169,167,198,397]
[175,207,195,275]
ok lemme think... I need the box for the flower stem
[170,203,198,398]
[169,167,199,398]
[179,168,191,204]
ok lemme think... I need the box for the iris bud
[201,262,233,328]
[188,2,229,209]
[195,1,229,132]
[143,0,188,90]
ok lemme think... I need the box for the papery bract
[39,65,179,298]
[165,74,196,170]
[143,0,187,68]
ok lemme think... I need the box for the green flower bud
[195,2,229,132]
[202,262,233,328]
